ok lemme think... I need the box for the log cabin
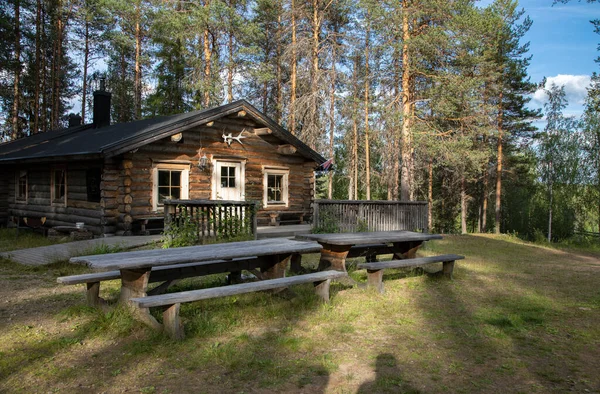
[0,89,325,235]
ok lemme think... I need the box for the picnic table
[296,231,443,272]
[69,238,322,327]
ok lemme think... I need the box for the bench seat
[267,210,307,226]
[57,257,259,306]
[357,254,465,293]
[130,270,348,339]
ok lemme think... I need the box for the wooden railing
[163,199,259,243]
[313,200,428,233]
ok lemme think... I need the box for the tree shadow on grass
[357,353,421,394]
[404,235,599,392]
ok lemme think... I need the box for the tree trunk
[275,6,282,123]
[481,164,489,232]
[203,0,212,108]
[392,43,401,200]
[11,0,21,140]
[400,0,412,201]
[548,168,553,242]
[289,0,297,134]
[33,0,41,134]
[327,34,336,200]
[461,175,467,234]
[82,19,89,123]
[364,13,371,200]
[495,94,503,234]
[134,0,142,120]
[227,30,234,103]
[51,0,63,131]
[428,159,433,231]
[309,0,320,150]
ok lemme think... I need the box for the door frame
[211,159,246,201]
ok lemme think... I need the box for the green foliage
[162,208,198,248]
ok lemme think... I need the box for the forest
[0,0,599,241]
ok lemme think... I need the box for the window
[158,169,182,202]
[86,168,102,203]
[16,170,27,202]
[220,166,236,188]
[51,167,67,206]
[263,167,289,207]
[152,164,189,211]
[267,174,283,202]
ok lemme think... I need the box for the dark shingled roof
[0,100,326,165]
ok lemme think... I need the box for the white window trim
[51,166,67,207]
[263,166,289,208]
[15,170,28,203]
[211,159,246,201]
[152,163,190,212]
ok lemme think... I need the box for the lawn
[0,234,599,393]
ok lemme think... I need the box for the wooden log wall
[127,114,317,225]
[5,160,105,234]
[0,170,8,226]
[313,200,429,233]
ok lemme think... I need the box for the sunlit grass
[0,234,599,392]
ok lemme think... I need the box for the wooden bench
[58,257,259,307]
[130,270,348,339]
[132,215,165,235]
[12,216,48,236]
[357,254,465,293]
[267,210,307,226]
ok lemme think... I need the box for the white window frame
[15,170,28,203]
[211,159,246,201]
[51,166,67,207]
[263,166,289,208]
[152,163,190,211]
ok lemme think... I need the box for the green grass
[0,234,599,393]
[0,228,58,252]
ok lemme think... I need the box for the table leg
[391,241,423,259]
[318,243,351,272]
[119,268,161,330]
[318,243,355,286]
[261,253,292,279]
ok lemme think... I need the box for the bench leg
[366,269,384,294]
[227,271,242,284]
[86,282,101,307]
[314,279,331,302]
[442,260,455,279]
[163,303,184,340]
[290,253,302,273]
[120,268,161,330]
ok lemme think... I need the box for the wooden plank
[297,231,443,246]
[130,270,348,308]
[357,254,465,270]
[70,238,322,271]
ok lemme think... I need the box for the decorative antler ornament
[222,129,247,146]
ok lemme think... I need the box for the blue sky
[518,0,600,119]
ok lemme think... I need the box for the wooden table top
[297,231,443,246]
[69,238,322,271]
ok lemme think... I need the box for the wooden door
[214,161,244,201]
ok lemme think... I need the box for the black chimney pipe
[93,78,111,128]
[68,113,82,127]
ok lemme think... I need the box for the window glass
[221,166,236,188]
[17,170,27,201]
[86,168,101,203]
[53,169,66,202]
[267,174,283,202]
[158,170,182,203]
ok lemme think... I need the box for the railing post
[164,201,175,233]
[252,201,258,240]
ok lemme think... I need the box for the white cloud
[532,74,591,106]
